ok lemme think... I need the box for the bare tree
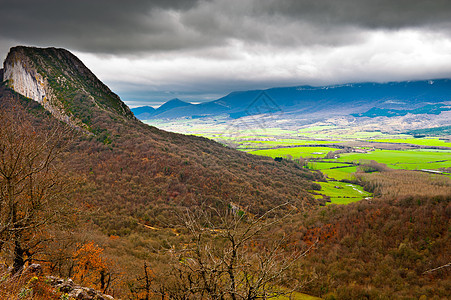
[155,202,314,300]
[0,106,69,274]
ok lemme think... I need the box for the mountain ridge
[131,105,156,119]
[132,98,193,119]
[134,79,451,121]
[0,45,321,215]
[3,46,135,131]
[154,98,193,114]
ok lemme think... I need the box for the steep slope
[136,80,451,120]
[297,195,450,299]
[0,46,321,226]
[3,46,135,131]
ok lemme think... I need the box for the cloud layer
[1,0,451,106]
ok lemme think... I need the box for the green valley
[145,119,451,205]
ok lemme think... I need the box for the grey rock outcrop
[3,47,84,129]
[2,46,136,132]
[3,59,47,103]
[47,276,116,300]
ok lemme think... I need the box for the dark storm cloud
[1,0,450,55]
[261,0,451,29]
[1,0,451,107]
[0,0,202,54]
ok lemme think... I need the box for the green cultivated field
[317,181,371,205]
[250,146,451,171]
[248,146,340,159]
[321,166,358,181]
[245,141,450,203]
[368,137,451,147]
[332,149,451,170]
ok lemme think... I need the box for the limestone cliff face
[3,47,85,129]
[4,57,47,102]
[3,46,135,132]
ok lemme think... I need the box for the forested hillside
[0,71,322,297]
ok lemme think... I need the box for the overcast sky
[1,0,451,107]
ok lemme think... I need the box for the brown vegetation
[0,83,321,298]
[295,195,450,299]
[0,103,71,275]
[151,202,312,299]
[355,161,450,199]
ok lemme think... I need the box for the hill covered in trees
[0,47,323,297]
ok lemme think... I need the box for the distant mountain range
[132,98,194,119]
[132,79,451,121]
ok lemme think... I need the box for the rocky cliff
[3,46,135,131]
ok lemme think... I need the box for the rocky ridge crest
[2,46,135,131]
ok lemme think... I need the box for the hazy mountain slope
[153,98,192,115]
[131,105,155,119]
[132,98,195,119]
[137,79,451,120]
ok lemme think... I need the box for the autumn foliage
[72,242,109,290]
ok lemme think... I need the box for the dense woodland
[0,82,449,299]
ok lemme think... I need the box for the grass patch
[334,149,451,170]
[368,138,451,148]
[322,166,358,181]
[248,146,340,159]
[318,181,371,205]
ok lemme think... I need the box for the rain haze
[1,0,451,108]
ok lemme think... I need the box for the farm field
[316,181,371,205]
[248,146,341,159]
[146,119,451,148]
[367,137,450,147]
[247,146,450,173]
[242,135,450,204]
[306,162,351,170]
[331,149,451,170]
[321,166,358,181]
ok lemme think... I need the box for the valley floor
[144,117,451,204]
